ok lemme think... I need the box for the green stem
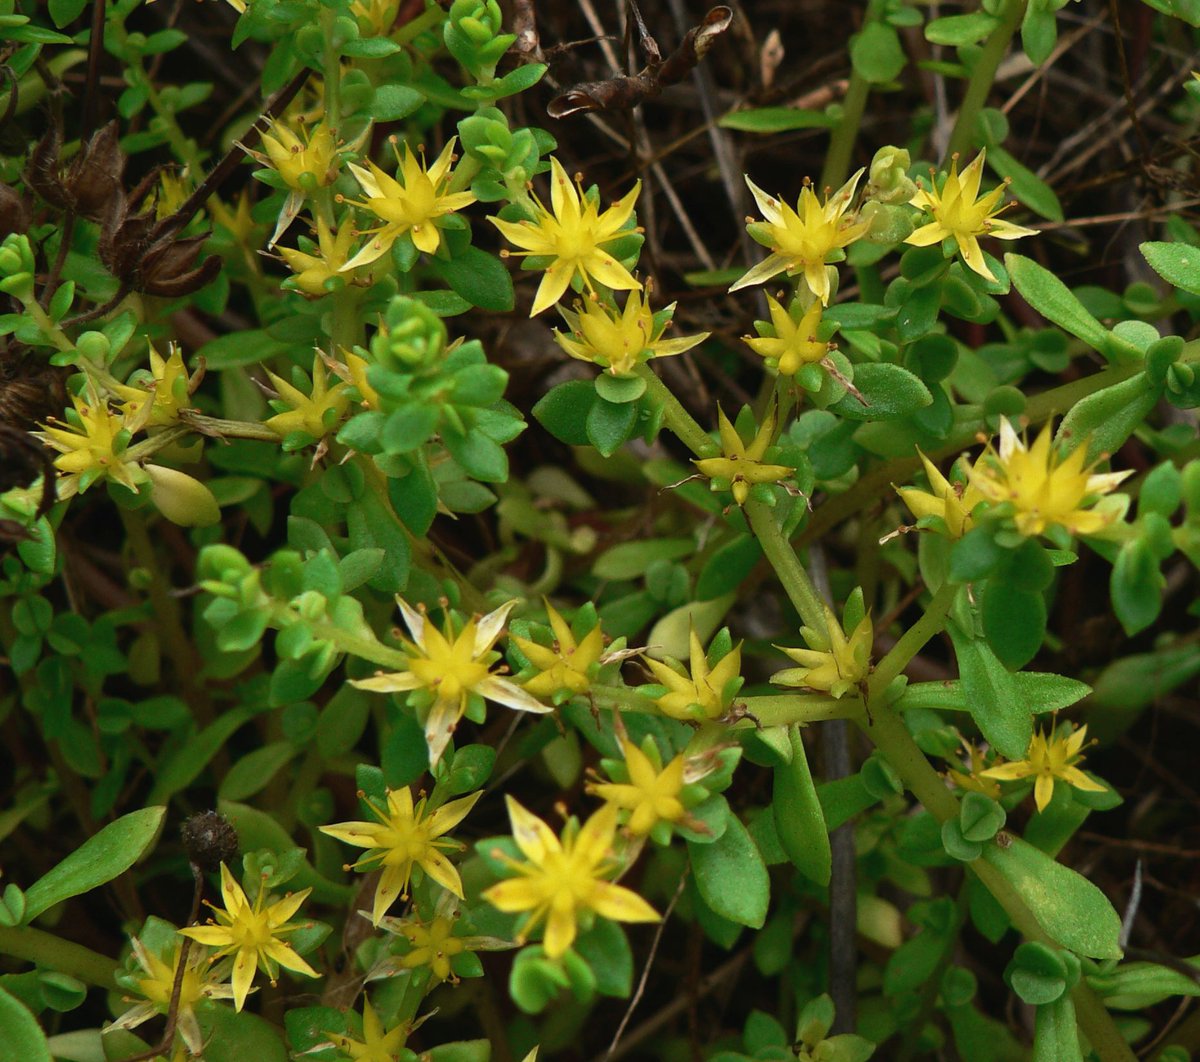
[740,693,863,726]
[869,581,958,695]
[303,616,409,670]
[744,499,828,634]
[820,0,888,190]
[945,0,1026,160]
[0,926,118,989]
[636,365,719,459]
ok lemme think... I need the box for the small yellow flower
[482,797,660,958]
[342,348,381,409]
[642,627,743,722]
[980,724,1106,812]
[341,137,477,270]
[946,741,1002,800]
[693,405,795,507]
[732,170,868,304]
[773,605,872,700]
[178,863,316,1012]
[490,157,642,317]
[393,915,467,984]
[107,938,234,1055]
[968,419,1133,537]
[264,353,351,440]
[744,296,831,377]
[35,383,140,493]
[350,0,401,35]
[320,787,481,925]
[905,150,1037,281]
[114,342,197,430]
[259,118,339,193]
[554,287,708,377]
[587,737,687,837]
[897,449,985,539]
[327,999,409,1062]
[279,219,358,296]
[511,601,605,701]
[351,598,550,764]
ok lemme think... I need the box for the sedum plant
[1,1,1199,1061]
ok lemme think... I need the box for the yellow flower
[489,157,642,317]
[264,353,351,440]
[482,797,660,958]
[905,150,1037,281]
[279,219,358,296]
[36,383,140,493]
[773,605,872,700]
[342,348,381,409]
[107,937,234,1055]
[744,296,831,377]
[693,405,795,507]
[320,787,481,925]
[259,118,339,192]
[327,999,409,1062]
[510,601,605,701]
[178,863,316,1012]
[731,169,868,304]
[642,627,743,722]
[114,342,196,430]
[980,724,1106,813]
[350,0,401,35]
[341,137,476,270]
[587,738,687,837]
[393,914,467,983]
[897,449,985,539]
[351,598,550,764]
[946,741,1002,800]
[968,418,1133,537]
[554,287,708,377]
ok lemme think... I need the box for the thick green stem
[741,693,863,726]
[945,0,1026,160]
[745,500,828,634]
[0,926,118,989]
[869,581,958,694]
[636,365,719,459]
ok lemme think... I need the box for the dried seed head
[181,810,239,872]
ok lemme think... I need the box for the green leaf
[533,380,596,445]
[367,84,424,121]
[341,36,403,57]
[982,837,1122,958]
[434,246,514,311]
[959,792,1006,844]
[0,986,51,1062]
[1111,539,1164,635]
[1055,371,1161,463]
[196,328,289,369]
[48,0,89,26]
[1032,997,1083,1062]
[772,727,831,885]
[718,107,837,133]
[689,813,770,928]
[585,395,639,456]
[851,22,906,82]
[149,707,256,805]
[218,742,298,802]
[986,145,1062,222]
[926,12,1000,45]
[196,1001,289,1062]
[949,624,1031,759]
[22,807,164,923]
[574,918,633,997]
[443,427,508,482]
[593,372,646,404]
[831,362,932,421]
[1142,241,1200,295]
[981,582,1046,670]
[1021,4,1058,65]
[490,62,547,99]
[595,538,694,581]
[696,535,763,600]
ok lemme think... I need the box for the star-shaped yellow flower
[642,627,744,722]
[554,287,708,377]
[327,1000,410,1062]
[510,601,605,701]
[772,605,872,700]
[259,117,339,193]
[263,353,351,441]
[341,137,476,270]
[905,150,1037,281]
[968,418,1132,537]
[693,405,795,507]
[482,797,660,958]
[178,863,316,1012]
[279,219,358,296]
[744,296,831,377]
[897,449,985,539]
[587,737,687,837]
[731,169,868,304]
[489,157,642,317]
[351,598,550,764]
[36,382,140,494]
[320,787,481,925]
[980,724,1106,812]
[113,342,197,430]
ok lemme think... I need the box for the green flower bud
[75,331,111,362]
[859,200,916,244]
[867,145,916,204]
[372,295,447,371]
[144,464,221,527]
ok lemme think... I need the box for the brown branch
[547,6,732,119]
[511,0,542,62]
